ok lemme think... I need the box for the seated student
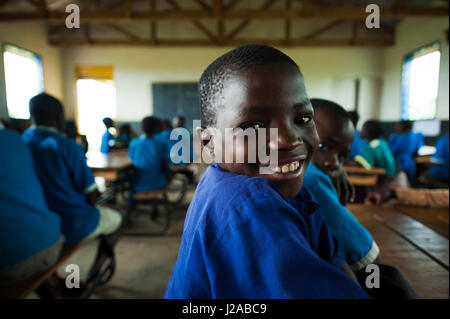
[353,120,398,177]
[429,132,449,183]
[128,117,168,193]
[115,123,135,149]
[0,126,63,285]
[170,116,193,165]
[388,120,424,181]
[165,44,369,299]
[22,93,122,247]
[304,98,380,273]
[65,120,88,153]
[348,111,368,158]
[100,117,117,154]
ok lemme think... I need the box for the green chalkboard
[152,82,201,133]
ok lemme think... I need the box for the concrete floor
[51,189,195,299]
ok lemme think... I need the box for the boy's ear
[196,126,215,159]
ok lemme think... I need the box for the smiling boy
[165,45,368,299]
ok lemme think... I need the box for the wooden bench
[344,166,386,187]
[0,243,83,299]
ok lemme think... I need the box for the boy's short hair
[199,44,301,127]
[103,117,114,128]
[29,93,64,126]
[142,116,162,137]
[398,120,413,132]
[310,98,351,123]
[363,120,383,140]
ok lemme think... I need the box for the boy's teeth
[276,160,300,174]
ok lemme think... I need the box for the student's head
[103,117,114,129]
[142,116,162,138]
[29,93,65,133]
[64,120,78,139]
[198,44,319,198]
[119,124,131,136]
[395,120,413,134]
[162,119,172,131]
[360,120,383,141]
[310,99,354,179]
[172,116,185,128]
[347,111,360,128]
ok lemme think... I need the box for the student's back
[23,127,100,246]
[430,134,449,182]
[0,128,63,283]
[129,117,168,192]
[388,126,424,180]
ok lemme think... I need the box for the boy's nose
[270,123,302,151]
[324,153,339,170]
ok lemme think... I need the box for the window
[3,44,44,119]
[401,42,441,121]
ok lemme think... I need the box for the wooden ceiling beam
[104,23,141,41]
[285,0,291,42]
[301,20,343,41]
[225,0,278,41]
[50,38,394,47]
[224,0,243,11]
[192,0,212,12]
[1,6,447,22]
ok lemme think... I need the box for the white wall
[61,46,383,122]
[379,17,449,121]
[0,22,63,119]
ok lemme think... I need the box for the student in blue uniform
[354,120,398,177]
[165,45,369,299]
[429,132,449,182]
[0,126,63,284]
[348,111,368,158]
[22,93,122,247]
[129,116,168,192]
[305,99,380,273]
[100,117,116,154]
[388,121,424,181]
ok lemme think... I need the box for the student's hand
[332,167,355,205]
[364,192,382,206]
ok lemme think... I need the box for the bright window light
[3,44,44,119]
[76,79,116,151]
[401,42,441,120]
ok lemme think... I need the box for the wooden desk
[415,155,432,165]
[87,150,132,180]
[347,204,449,298]
[344,166,386,187]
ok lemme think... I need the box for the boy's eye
[318,143,329,151]
[294,115,313,125]
[240,122,265,131]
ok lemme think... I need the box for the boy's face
[210,63,319,198]
[311,110,354,179]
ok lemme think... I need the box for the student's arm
[330,166,355,205]
[69,142,99,203]
[341,262,358,283]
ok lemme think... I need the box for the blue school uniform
[157,128,193,166]
[128,136,168,192]
[22,127,100,246]
[165,164,369,299]
[388,132,424,180]
[0,129,62,268]
[430,135,449,182]
[100,129,114,154]
[349,130,368,158]
[304,163,379,271]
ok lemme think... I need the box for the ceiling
[0,0,448,47]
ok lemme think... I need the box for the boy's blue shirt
[165,163,369,299]
[100,129,113,154]
[0,129,62,267]
[22,128,100,246]
[388,132,424,180]
[304,162,379,270]
[430,135,449,181]
[349,130,368,158]
[129,136,168,192]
